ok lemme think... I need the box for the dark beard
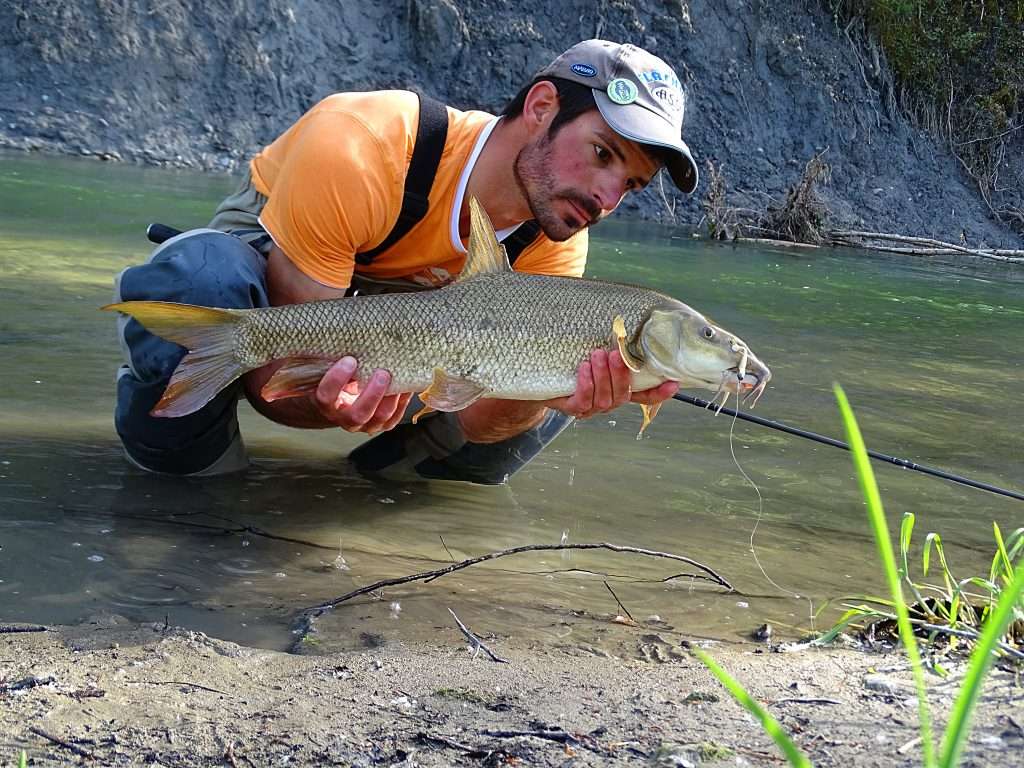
[513,135,598,242]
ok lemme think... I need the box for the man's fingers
[314,362,392,430]
[631,380,680,405]
[362,392,407,434]
[589,349,614,412]
[315,357,359,410]
[571,359,596,418]
[339,370,391,427]
[309,360,412,434]
[607,349,632,407]
[381,393,414,432]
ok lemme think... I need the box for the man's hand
[244,356,412,434]
[456,348,680,444]
[312,357,413,434]
[545,348,679,419]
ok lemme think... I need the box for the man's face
[513,110,661,242]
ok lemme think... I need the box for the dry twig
[0,624,48,634]
[128,680,235,696]
[771,697,843,706]
[701,160,741,240]
[604,581,635,623]
[448,609,509,664]
[303,542,733,614]
[2,675,55,693]
[28,726,95,759]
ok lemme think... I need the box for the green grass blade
[901,512,916,577]
[938,561,1024,768]
[992,522,1013,583]
[816,611,865,644]
[692,647,813,768]
[19,751,27,768]
[1005,529,1024,560]
[923,532,937,577]
[833,384,936,768]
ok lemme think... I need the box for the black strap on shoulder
[502,220,542,265]
[356,93,449,265]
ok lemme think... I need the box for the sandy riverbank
[2,615,1021,767]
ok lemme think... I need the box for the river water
[1,151,1021,654]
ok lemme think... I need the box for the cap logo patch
[606,78,638,105]
[641,69,682,91]
[653,86,684,114]
[570,63,597,77]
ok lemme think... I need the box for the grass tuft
[691,384,1023,767]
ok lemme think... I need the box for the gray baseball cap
[536,39,698,194]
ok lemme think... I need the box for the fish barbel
[104,198,771,432]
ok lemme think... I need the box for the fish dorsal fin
[458,196,512,281]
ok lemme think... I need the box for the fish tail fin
[103,301,250,417]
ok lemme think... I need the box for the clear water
[1,151,1021,654]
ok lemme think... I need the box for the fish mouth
[723,366,771,407]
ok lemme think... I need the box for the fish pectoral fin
[261,358,335,402]
[637,402,663,438]
[417,368,488,412]
[612,315,643,372]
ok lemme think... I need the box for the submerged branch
[303,542,734,614]
[830,230,1024,263]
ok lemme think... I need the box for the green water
[1,150,1021,654]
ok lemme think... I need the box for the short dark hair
[502,77,597,137]
[502,76,673,171]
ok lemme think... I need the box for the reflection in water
[1,151,1022,654]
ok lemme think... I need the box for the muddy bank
[1,616,1022,766]
[2,0,1021,248]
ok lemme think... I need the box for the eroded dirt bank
[2,0,1021,247]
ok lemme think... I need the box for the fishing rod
[672,392,1024,503]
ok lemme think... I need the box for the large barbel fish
[105,199,771,431]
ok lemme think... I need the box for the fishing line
[726,390,815,630]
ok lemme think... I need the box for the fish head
[638,306,772,404]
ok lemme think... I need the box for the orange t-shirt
[249,90,588,289]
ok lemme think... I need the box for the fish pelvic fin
[103,301,248,418]
[637,401,663,439]
[418,368,488,412]
[458,197,512,281]
[261,358,335,402]
[411,404,436,424]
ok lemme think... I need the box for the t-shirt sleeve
[511,229,588,278]
[258,110,403,289]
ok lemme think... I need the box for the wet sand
[2,614,1021,766]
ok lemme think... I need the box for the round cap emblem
[606,78,639,105]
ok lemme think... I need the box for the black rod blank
[671,392,1024,503]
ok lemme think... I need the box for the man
[113,39,700,483]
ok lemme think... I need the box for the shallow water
[1,151,1021,653]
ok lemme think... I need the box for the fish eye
[702,326,715,339]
